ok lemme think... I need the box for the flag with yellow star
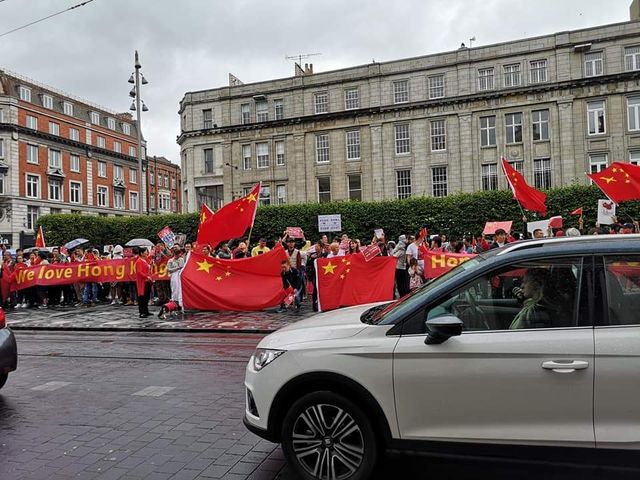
[501,158,547,215]
[35,226,46,248]
[587,161,640,204]
[196,182,261,248]
[181,243,290,311]
[316,254,396,312]
[199,202,215,225]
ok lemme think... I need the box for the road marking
[31,381,71,391]
[132,386,175,397]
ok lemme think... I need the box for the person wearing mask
[135,247,153,318]
[167,246,185,307]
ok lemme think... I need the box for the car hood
[258,303,387,349]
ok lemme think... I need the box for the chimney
[305,63,314,75]
[632,0,640,20]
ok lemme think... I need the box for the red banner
[14,258,169,290]
[423,250,476,279]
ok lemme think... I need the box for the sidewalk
[6,301,316,333]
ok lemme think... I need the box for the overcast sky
[0,0,630,163]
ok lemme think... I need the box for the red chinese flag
[316,255,396,312]
[587,162,640,204]
[570,207,583,216]
[199,203,215,225]
[181,244,289,311]
[35,226,46,248]
[196,183,261,247]
[501,159,547,215]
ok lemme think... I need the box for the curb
[9,325,279,334]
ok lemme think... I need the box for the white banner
[318,214,342,232]
[597,199,616,225]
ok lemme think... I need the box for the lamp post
[128,50,149,215]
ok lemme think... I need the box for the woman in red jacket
[1,250,15,307]
[135,247,153,318]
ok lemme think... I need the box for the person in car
[510,268,557,329]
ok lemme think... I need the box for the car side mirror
[425,316,463,345]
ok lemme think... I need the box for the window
[430,119,446,151]
[26,115,37,130]
[122,123,131,135]
[96,186,108,207]
[97,161,107,177]
[396,170,412,199]
[70,181,81,203]
[429,75,445,99]
[316,134,330,163]
[0,139,3,159]
[172,199,177,211]
[511,161,525,177]
[314,92,328,114]
[129,146,136,157]
[242,144,252,170]
[69,128,80,141]
[49,122,60,136]
[256,142,269,168]
[164,175,169,188]
[625,46,640,72]
[158,173,162,186]
[63,101,74,116]
[42,94,53,109]
[482,163,498,191]
[505,113,523,144]
[631,151,640,165]
[345,88,359,109]
[259,185,271,206]
[90,111,100,124]
[158,193,170,211]
[432,166,448,197]
[584,51,603,77]
[204,148,214,174]
[114,190,124,209]
[276,184,287,205]
[628,97,640,131]
[346,130,360,160]
[48,149,61,169]
[241,103,251,124]
[129,191,138,210]
[318,177,331,203]
[114,141,121,153]
[19,86,31,102]
[97,136,105,148]
[26,175,39,198]
[532,110,549,141]
[27,144,38,164]
[534,158,552,189]
[48,178,62,201]
[529,59,548,83]
[395,124,410,154]
[275,141,285,166]
[107,117,116,130]
[605,256,640,325]
[86,131,92,146]
[129,167,137,184]
[587,100,606,135]
[503,64,521,87]
[113,165,123,181]
[0,172,4,195]
[171,177,176,189]
[274,99,284,120]
[478,68,495,91]
[393,80,409,104]
[255,101,268,122]
[149,171,155,185]
[27,206,39,230]
[589,153,608,174]
[70,154,80,172]
[425,257,583,331]
[348,174,362,201]
[480,116,496,147]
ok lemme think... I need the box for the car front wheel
[281,391,377,480]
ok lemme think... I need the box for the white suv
[244,236,640,480]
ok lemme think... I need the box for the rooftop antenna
[285,52,322,66]
[469,36,476,48]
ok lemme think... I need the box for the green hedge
[37,184,640,247]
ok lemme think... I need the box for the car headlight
[253,349,285,372]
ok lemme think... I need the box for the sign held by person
[318,214,342,233]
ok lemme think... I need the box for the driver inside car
[509,268,557,329]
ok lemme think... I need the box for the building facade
[146,155,182,215]
[178,17,640,213]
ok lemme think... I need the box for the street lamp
[128,50,149,215]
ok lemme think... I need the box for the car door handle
[541,360,589,373]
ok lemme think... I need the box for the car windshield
[369,254,487,325]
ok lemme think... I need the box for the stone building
[178,14,640,212]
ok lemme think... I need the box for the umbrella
[64,238,89,250]
[125,238,154,247]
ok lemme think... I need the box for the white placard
[597,199,616,225]
[318,214,342,232]
[527,219,551,237]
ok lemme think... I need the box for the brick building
[146,155,182,214]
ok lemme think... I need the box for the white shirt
[406,242,424,270]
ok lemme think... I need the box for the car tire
[0,373,7,390]
[281,391,377,480]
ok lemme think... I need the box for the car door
[393,256,595,447]
[594,255,640,449]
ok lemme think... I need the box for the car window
[425,257,583,331]
[604,256,640,325]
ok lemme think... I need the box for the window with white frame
[19,86,31,102]
[27,144,38,164]
[204,148,214,174]
[255,101,268,122]
[158,173,162,186]
[347,174,362,201]
[160,193,171,211]
[129,167,137,184]
[96,186,108,207]
[48,149,62,169]
[478,68,495,91]
[26,115,37,130]
[505,113,523,143]
[482,163,498,191]
[63,101,74,116]
[314,92,329,114]
[114,190,124,209]
[149,171,155,185]
[0,139,3,159]
[242,144,252,170]
[432,166,448,197]
[69,128,80,141]
[259,185,271,206]
[430,119,446,151]
[129,146,136,157]
[532,109,549,141]
[276,184,287,205]
[275,141,285,166]
[318,177,331,203]
[346,130,360,160]
[42,94,53,109]
[113,165,123,181]
[630,151,640,165]
[480,116,496,147]
[503,64,521,87]
[256,142,269,168]
[316,134,329,163]
[97,136,105,148]
[533,158,552,189]
[587,100,606,135]
[129,191,138,210]
[395,124,410,154]
[122,123,131,135]
[90,111,100,124]
[584,51,603,77]
[429,75,445,99]
[529,59,548,83]
[396,169,412,199]
[625,46,640,71]
[26,175,39,198]
[345,88,359,109]
[86,131,92,145]
[49,122,60,136]
[241,103,251,124]
[97,161,107,177]
[628,96,640,131]
[393,80,409,104]
[274,99,284,120]
[27,205,39,230]
[589,153,608,174]
[107,117,116,130]
[70,154,80,172]
[48,178,62,201]
[509,160,524,174]
[164,175,169,188]
[172,198,177,211]
[114,141,121,153]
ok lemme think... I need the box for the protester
[109,245,125,305]
[167,246,185,307]
[326,242,343,258]
[234,242,249,259]
[135,247,153,318]
[408,258,424,290]
[392,235,409,297]
[1,251,14,308]
[278,260,300,313]
[216,243,232,259]
[406,233,425,273]
[251,238,270,256]
[489,229,509,249]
